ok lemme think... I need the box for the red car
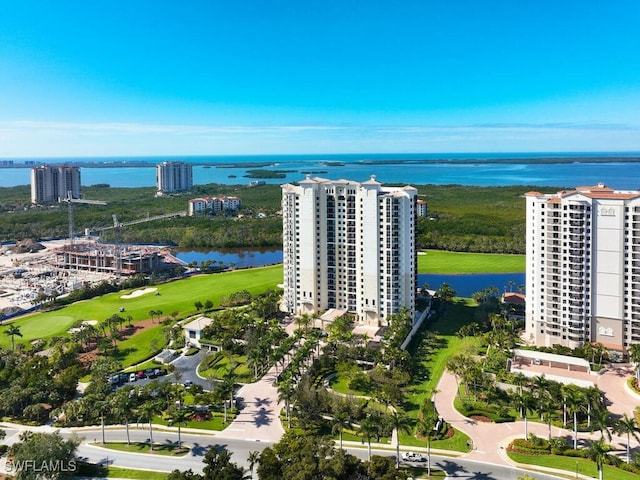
[137,370,145,379]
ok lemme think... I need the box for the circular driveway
[171,350,215,390]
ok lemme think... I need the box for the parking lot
[110,350,214,391]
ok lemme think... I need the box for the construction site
[0,240,184,314]
[0,197,188,317]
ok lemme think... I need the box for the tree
[564,386,583,449]
[111,390,134,445]
[138,400,162,451]
[331,410,350,450]
[194,301,203,311]
[586,438,610,480]
[201,449,247,480]
[435,283,456,303]
[359,415,380,463]
[512,391,534,439]
[416,407,438,476]
[614,413,640,464]
[4,324,23,351]
[167,407,190,448]
[247,451,259,479]
[387,410,412,469]
[629,343,640,381]
[277,380,294,429]
[8,431,80,480]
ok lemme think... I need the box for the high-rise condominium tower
[156,161,193,193]
[282,176,417,326]
[30,165,81,203]
[525,183,640,352]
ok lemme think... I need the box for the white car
[401,451,427,462]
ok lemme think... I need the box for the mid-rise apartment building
[188,195,241,216]
[282,175,417,326]
[30,165,81,203]
[156,161,193,193]
[525,183,640,352]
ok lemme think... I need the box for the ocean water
[1,152,640,189]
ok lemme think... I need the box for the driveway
[171,350,214,390]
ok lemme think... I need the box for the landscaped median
[93,441,190,456]
[507,436,640,480]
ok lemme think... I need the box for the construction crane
[63,191,107,248]
[107,211,187,233]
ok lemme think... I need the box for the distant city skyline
[1,1,639,156]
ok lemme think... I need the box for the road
[0,426,563,479]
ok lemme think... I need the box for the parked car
[183,380,193,387]
[120,373,129,384]
[401,452,427,462]
[145,368,156,378]
[129,373,137,382]
[110,374,120,385]
[136,370,145,379]
[153,368,163,377]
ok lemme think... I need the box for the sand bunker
[120,287,158,299]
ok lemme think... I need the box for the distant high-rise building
[416,199,428,217]
[156,161,193,193]
[282,175,417,326]
[30,165,81,203]
[525,183,640,352]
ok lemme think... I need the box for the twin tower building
[282,175,417,327]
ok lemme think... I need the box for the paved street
[3,344,640,479]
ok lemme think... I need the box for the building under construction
[53,243,164,275]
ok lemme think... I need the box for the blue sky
[1,1,639,156]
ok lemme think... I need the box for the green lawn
[399,298,480,451]
[417,249,525,274]
[101,465,170,479]
[153,413,231,431]
[0,264,283,350]
[95,441,189,456]
[198,352,253,383]
[508,451,640,480]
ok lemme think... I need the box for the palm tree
[359,415,380,463]
[614,413,640,464]
[416,409,438,477]
[590,408,611,441]
[629,343,640,381]
[277,380,294,429]
[4,325,22,351]
[138,400,162,451]
[531,375,550,420]
[586,438,610,480]
[111,392,134,445]
[331,410,350,450]
[542,398,556,441]
[247,450,259,479]
[95,399,110,444]
[512,391,533,439]
[564,387,583,449]
[388,410,412,469]
[167,407,190,448]
[584,386,604,429]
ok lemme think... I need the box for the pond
[175,248,283,269]
[417,273,526,298]
[176,249,525,298]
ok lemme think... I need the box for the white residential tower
[525,183,640,352]
[30,165,81,203]
[282,175,417,326]
[156,161,193,193]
